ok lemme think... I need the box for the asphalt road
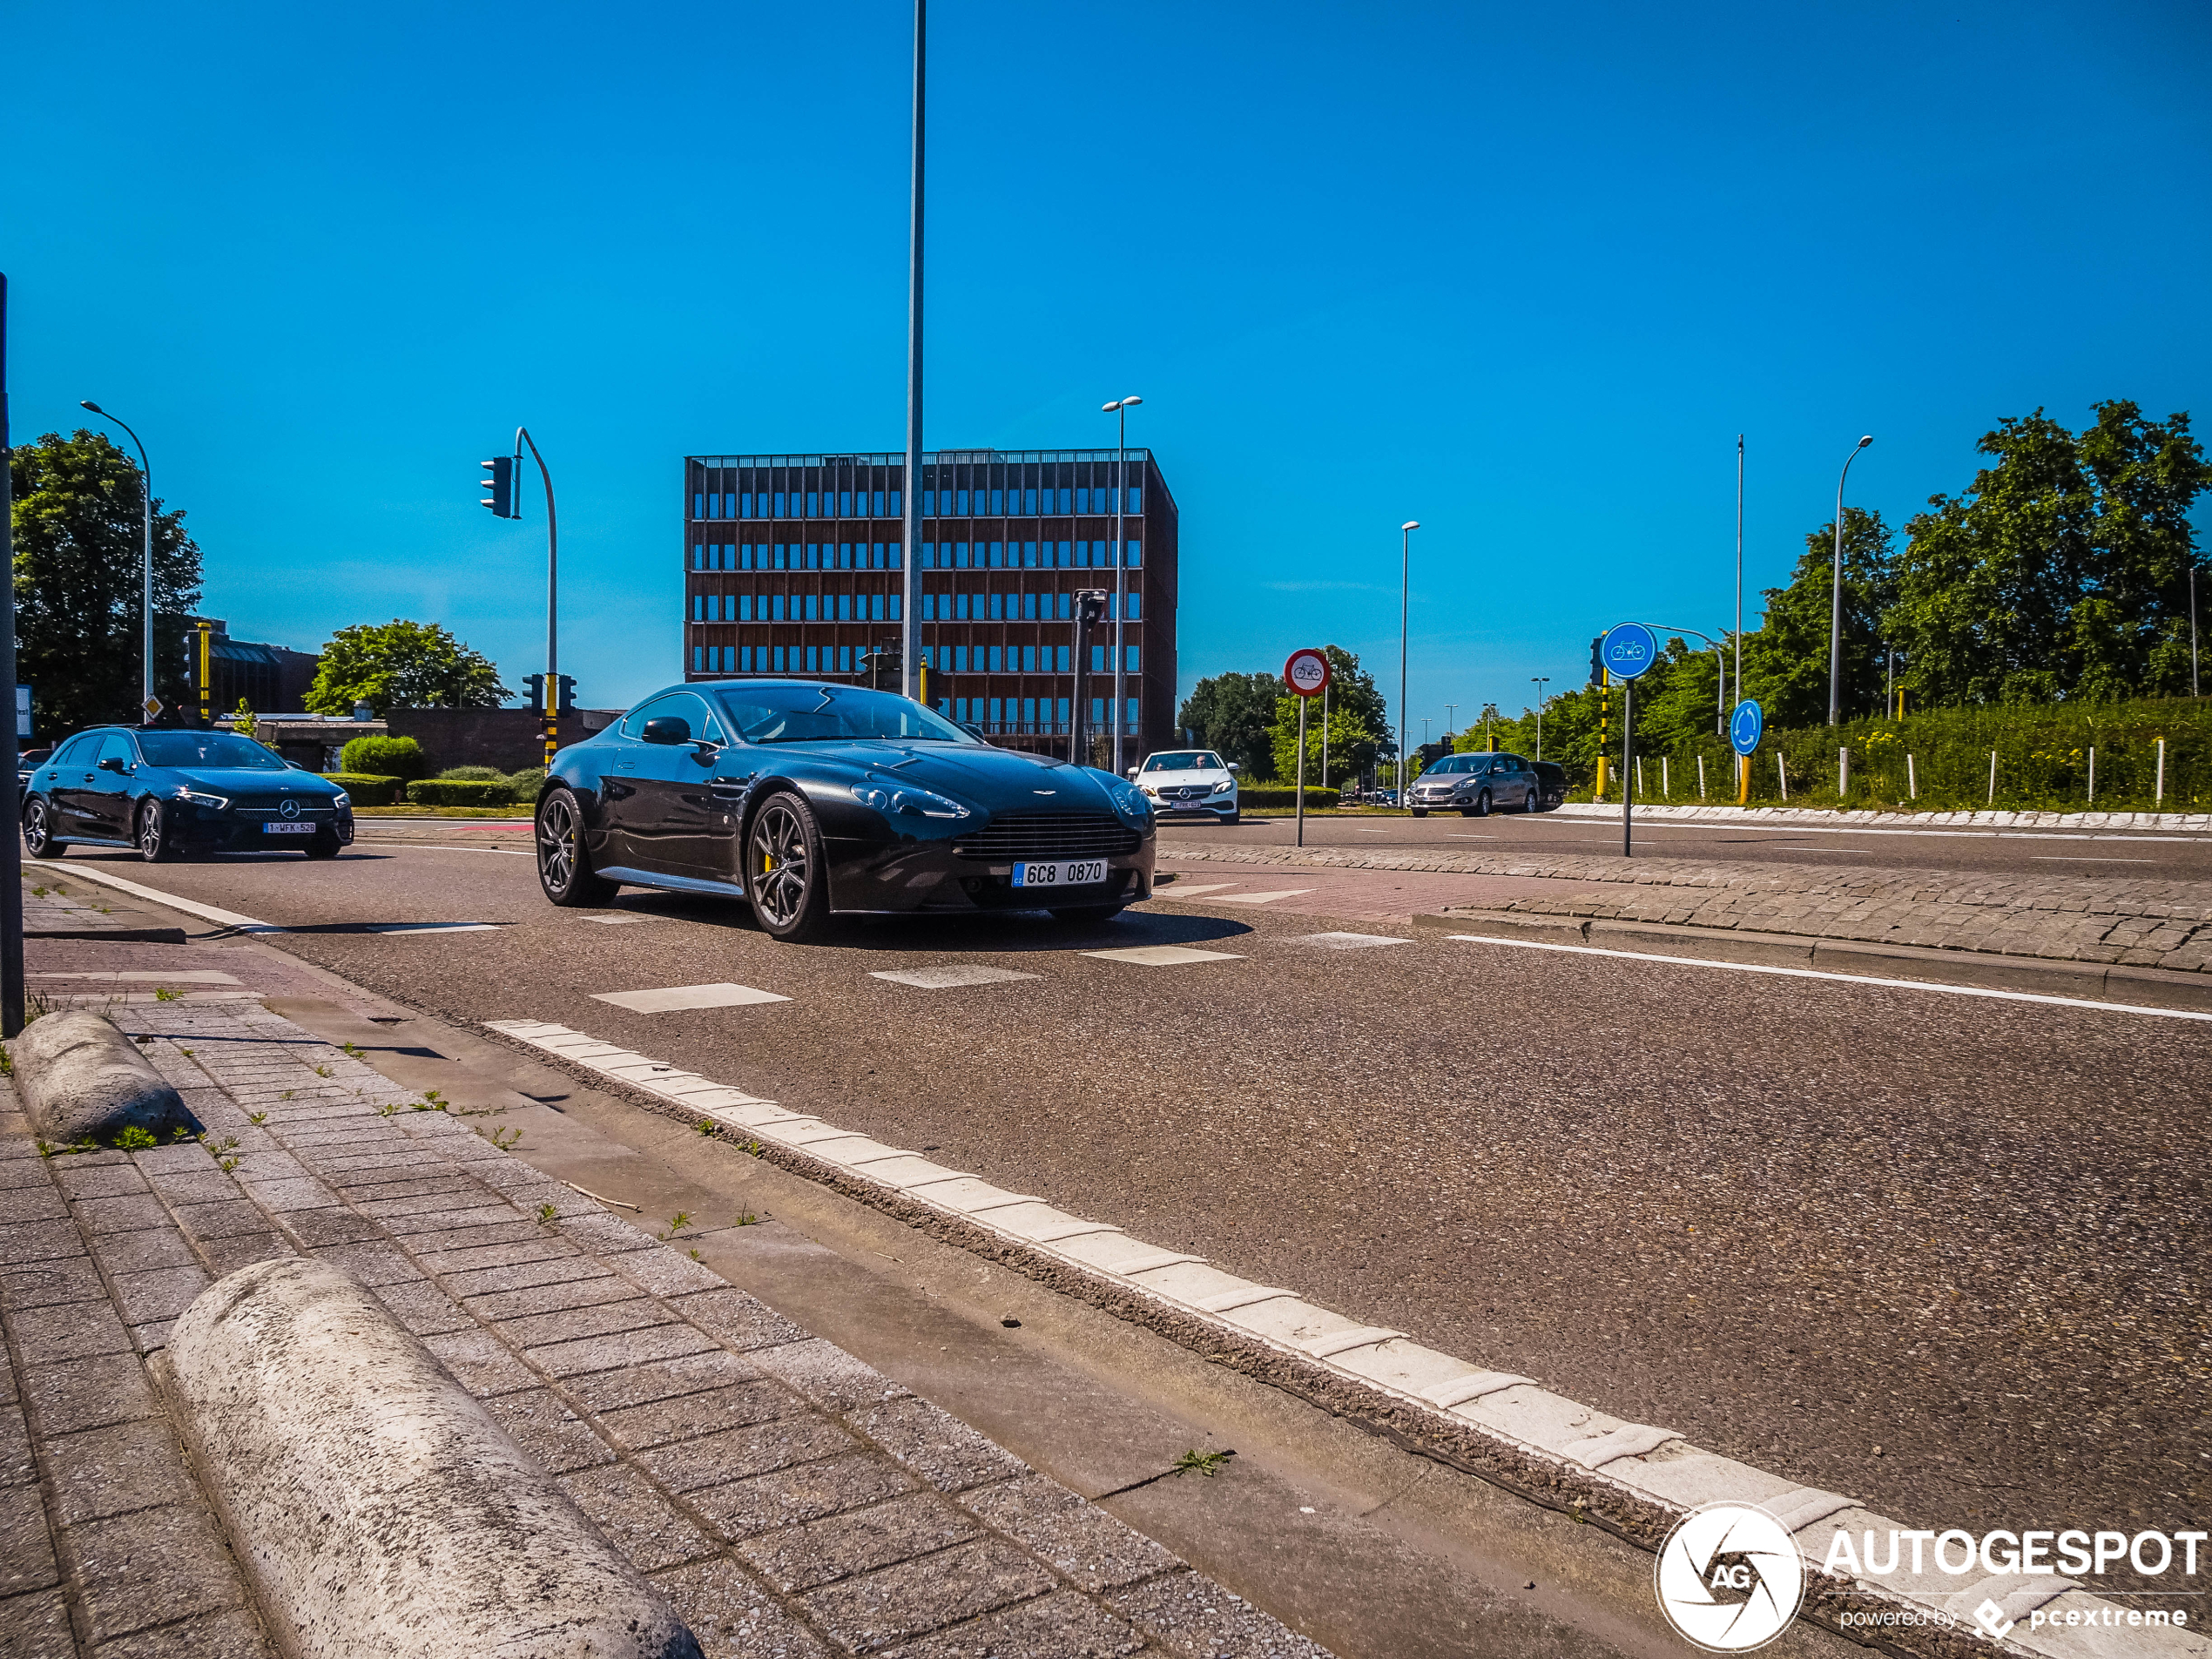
[1189,807,2212,880]
[41,839,2211,1568]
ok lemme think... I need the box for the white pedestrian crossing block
[1295,932,1413,949]
[367,922,503,935]
[1081,945,1244,967]
[1211,890,1315,906]
[1157,881,1239,897]
[590,982,792,1013]
[583,915,655,926]
[870,966,1042,989]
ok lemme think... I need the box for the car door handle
[711,773,755,797]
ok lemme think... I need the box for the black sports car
[22,727,354,860]
[536,680,1157,941]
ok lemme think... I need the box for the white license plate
[1171,799,1211,811]
[263,822,316,834]
[1013,859,1107,888]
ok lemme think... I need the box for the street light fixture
[78,401,155,721]
[1530,677,1549,759]
[1103,395,1143,773]
[1828,435,1873,726]
[1397,521,1419,806]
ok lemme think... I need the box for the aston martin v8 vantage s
[536,680,1157,941]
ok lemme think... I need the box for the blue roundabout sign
[1730,698,1764,757]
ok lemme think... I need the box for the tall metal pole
[78,401,152,720]
[1530,677,1548,759]
[2192,564,2200,698]
[1113,400,1126,772]
[1397,521,1418,805]
[1828,435,1872,726]
[0,276,24,1036]
[516,428,557,765]
[900,0,926,702]
[1733,435,1743,709]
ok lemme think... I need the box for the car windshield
[136,732,289,771]
[709,684,975,746]
[1427,756,1474,774]
[1142,752,1224,772]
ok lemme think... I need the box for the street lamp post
[1530,677,1549,759]
[78,401,154,720]
[1734,435,1743,711]
[1102,395,1142,773]
[1397,521,1418,806]
[1444,703,1457,749]
[900,0,927,703]
[1828,435,1873,726]
[513,428,559,765]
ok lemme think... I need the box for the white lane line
[1295,932,1412,950]
[25,860,280,932]
[2031,856,2154,863]
[365,922,504,935]
[591,983,791,1013]
[871,966,1042,989]
[377,843,536,857]
[1210,889,1316,906]
[1082,945,1244,967]
[1446,834,1499,840]
[1547,817,2211,846]
[481,1015,2136,1640]
[1445,934,2212,1022]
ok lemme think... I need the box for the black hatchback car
[22,728,354,861]
[536,679,1157,941]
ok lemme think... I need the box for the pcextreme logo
[1656,1504,1807,1652]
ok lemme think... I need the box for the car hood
[168,768,342,797]
[796,741,1120,814]
[1140,769,1233,788]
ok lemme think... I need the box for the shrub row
[1233,786,1340,811]
[319,774,520,808]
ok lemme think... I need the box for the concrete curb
[159,1258,702,1659]
[10,1008,196,1143]
[1550,803,2212,833]
[475,1021,2202,1659]
[1418,910,2212,1012]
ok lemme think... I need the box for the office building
[681,449,1177,759]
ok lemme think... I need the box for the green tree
[1177,671,1282,777]
[1887,401,2209,707]
[306,620,509,717]
[1739,506,1895,727]
[10,430,203,732]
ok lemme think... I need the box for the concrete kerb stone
[158,1257,703,1659]
[10,1009,197,1145]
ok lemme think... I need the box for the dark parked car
[21,728,354,861]
[536,680,1157,941]
[1408,751,1542,816]
[1530,760,1568,810]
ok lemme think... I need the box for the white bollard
[1777,752,1790,800]
[1662,756,1670,799]
[1988,750,1998,807]
[2157,738,2166,804]
[2087,745,2096,805]
[1906,753,1917,799]
[1838,747,1849,799]
[1697,755,1707,799]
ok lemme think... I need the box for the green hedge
[340,734,428,779]
[1233,786,1339,811]
[320,773,405,807]
[405,779,516,807]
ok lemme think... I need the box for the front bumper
[179,806,354,849]
[823,831,1156,914]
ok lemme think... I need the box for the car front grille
[952,812,1143,861]
[228,794,334,813]
[1157,785,1214,800]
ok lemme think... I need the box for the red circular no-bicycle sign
[1284,649,1331,698]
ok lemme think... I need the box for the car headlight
[172,788,230,810]
[331,792,351,808]
[853,781,972,820]
[1211,778,1234,794]
[1103,775,1153,826]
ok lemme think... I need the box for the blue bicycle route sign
[1600,623,1659,680]
[1730,698,1764,757]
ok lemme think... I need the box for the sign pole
[1295,693,1307,848]
[0,276,21,1037]
[1282,647,1331,845]
[1622,678,1635,859]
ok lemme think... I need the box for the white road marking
[1294,932,1412,950]
[380,843,535,857]
[583,915,657,925]
[1445,934,2212,1022]
[24,860,280,932]
[1540,817,2210,846]
[591,982,792,1013]
[1081,945,1244,967]
[871,966,1042,989]
[1210,889,1316,906]
[1446,834,1498,840]
[1157,881,1240,897]
[2031,855,2154,863]
[364,922,504,935]
[480,1015,2134,1635]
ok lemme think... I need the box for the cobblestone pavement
[0,995,1328,1658]
[1156,844,2212,970]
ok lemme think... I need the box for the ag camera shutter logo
[1655,1503,1805,1652]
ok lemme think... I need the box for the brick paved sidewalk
[1162,845,2212,971]
[0,996,1328,1658]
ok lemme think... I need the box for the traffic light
[555,674,577,714]
[521,673,544,711]
[1589,635,1604,685]
[481,455,516,518]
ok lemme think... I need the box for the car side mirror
[1228,762,1242,772]
[1125,768,1140,780]
[98,757,127,774]
[686,738,721,764]
[641,717,691,745]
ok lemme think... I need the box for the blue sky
[9,0,2209,738]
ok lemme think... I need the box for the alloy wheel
[24,799,48,854]
[538,794,578,894]
[138,805,161,858]
[749,800,812,928]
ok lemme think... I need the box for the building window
[691,595,703,621]
[1129,487,1142,514]
[1126,697,1138,731]
[1091,644,1105,671]
[1023,697,1038,730]
[985,645,1001,671]
[955,489,969,514]
[955,542,970,568]
[1091,697,1105,726]
[889,595,902,619]
[1125,646,1140,672]
[1022,645,1038,671]
[1128,540,1142,567]
[952,646,968,671]
[1129,593,1142,620]
[691,645,704,671]
[889,543,902,570]
[1052,645,1067,672]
